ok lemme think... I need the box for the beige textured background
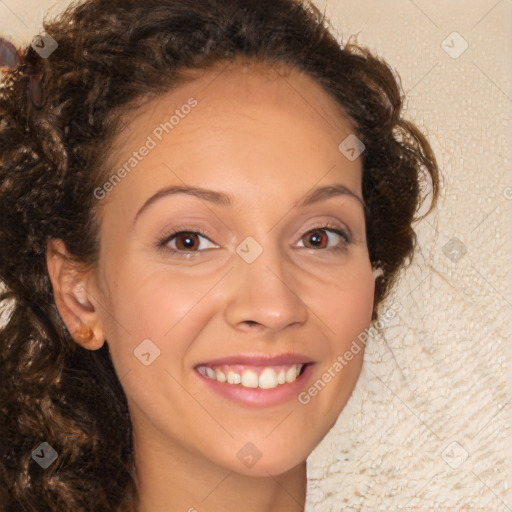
[1,1,511,511]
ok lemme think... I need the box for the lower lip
[195,364,315,408]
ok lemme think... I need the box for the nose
[223,242,308,333]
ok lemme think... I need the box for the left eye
[296,227,350,251]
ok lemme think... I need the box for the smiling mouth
[195,363,309,390]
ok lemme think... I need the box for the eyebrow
[132,183,367,226]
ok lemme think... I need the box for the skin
[46,60,375,512]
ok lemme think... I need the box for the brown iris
[174,232,200,251]
[304,229,328,249]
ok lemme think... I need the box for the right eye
[158,228,219,257]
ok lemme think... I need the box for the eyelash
[156,222,352,258]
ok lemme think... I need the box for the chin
[215,445,309,478]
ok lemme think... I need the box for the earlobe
[46,238,106,350]
[73,322,100,348]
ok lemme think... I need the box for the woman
[0,0,440,510]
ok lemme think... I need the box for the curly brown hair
[0,0,440,510]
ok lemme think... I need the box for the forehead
[100,60,363,215]
[115,59,356,152]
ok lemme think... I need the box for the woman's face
[87,62,374,476]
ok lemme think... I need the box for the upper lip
[195,352,315,368]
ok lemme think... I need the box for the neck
[132,421,307,512]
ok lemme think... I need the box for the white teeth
[197,363,305,389]
[205,366,216,379]
[285,365,298,383]
[259,367,278,389]
[240,369,259,388]
[227,370,241,384]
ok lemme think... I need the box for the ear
[46,238,106,350]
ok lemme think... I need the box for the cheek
[313,261,375,346]
[100,262,215,361]
[309,262,374,397]
[97,265,211,421]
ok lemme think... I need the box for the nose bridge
[223,232,308,331]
